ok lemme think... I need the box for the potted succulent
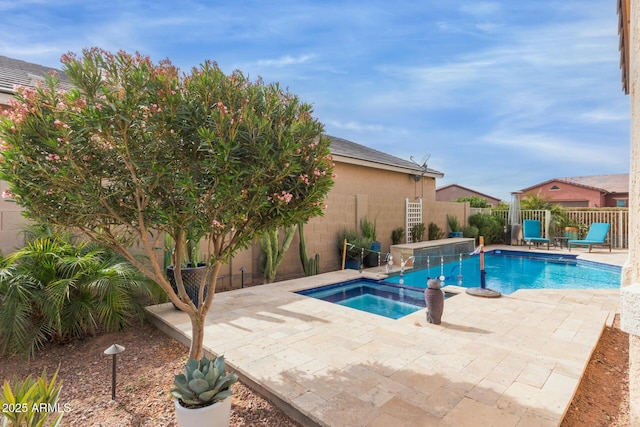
[447,215,463,238]
[171,355,238,427]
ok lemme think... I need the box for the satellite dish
[410,154,431,171]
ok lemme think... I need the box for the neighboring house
[520,174,629,208]
[0,55,460,287]
[436,184,501,207]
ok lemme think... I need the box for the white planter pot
[174,397,232,427]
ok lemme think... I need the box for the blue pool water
[297,279,456,319]
[385,250,621,295]
[296,251,620,319]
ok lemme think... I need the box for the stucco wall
[0,180,26,255]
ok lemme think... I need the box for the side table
[553,236,570,249]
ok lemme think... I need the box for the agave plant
[171,355,238,408]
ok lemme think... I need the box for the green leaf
[188,378,209,395]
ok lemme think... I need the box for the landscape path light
[103,343,125,400]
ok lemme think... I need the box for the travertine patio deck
[147,246,626,426]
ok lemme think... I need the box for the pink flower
[270,191,293,204]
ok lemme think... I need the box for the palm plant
[0,228,158,359]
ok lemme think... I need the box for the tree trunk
[189,311,206,359]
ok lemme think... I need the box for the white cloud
[581,109,629,123]
[256,54,316,68]
[325,120,388,133]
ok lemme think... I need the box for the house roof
[436,184,500,201]
[327,135,444,178]
[0,55,71,95]
[521,174,629,194]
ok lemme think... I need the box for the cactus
[258,225,297,283]
[171,355,238,408]
[298,223,320,276]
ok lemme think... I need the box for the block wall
[247,161,443,284]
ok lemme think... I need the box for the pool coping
[147,248,623,426]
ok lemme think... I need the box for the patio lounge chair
[522,219,549,249]
[568,222,611,252]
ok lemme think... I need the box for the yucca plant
[171,355,238,409]
[0,368,64,427]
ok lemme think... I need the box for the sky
[0,0,629,201]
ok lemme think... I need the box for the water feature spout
[400,256,414,275]
[385,254,393,273]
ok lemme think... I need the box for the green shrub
[462,225,479,239]
[468,213,504,244]
[427,223,444,240]
[0,228,159,359]
[336,230,371,259]
[455,196,489,208]
[359,216,378,241]
[411,223,426,242]
[391,227,404,245]
[446,215,461,232]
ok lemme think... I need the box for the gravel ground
[0,322,300,426]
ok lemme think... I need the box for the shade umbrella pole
[465,236,500,298]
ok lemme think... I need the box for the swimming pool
[295,250,620,319]
[385,250,621,295]
[296,279,456,319]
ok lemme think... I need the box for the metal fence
[469,208,628,249]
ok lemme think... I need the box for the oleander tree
[0,48,334,359]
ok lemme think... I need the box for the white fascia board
[333,154,444,179]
